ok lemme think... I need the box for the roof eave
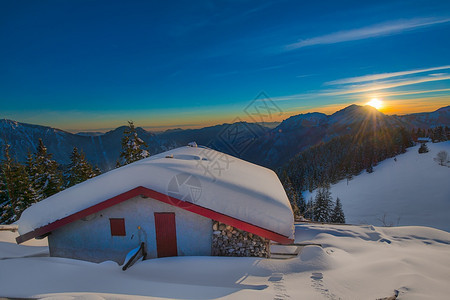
[16,186,294,245]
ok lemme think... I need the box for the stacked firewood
[211,221,270,257]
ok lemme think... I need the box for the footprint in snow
[311,272,340,300]
[269,273,290,299]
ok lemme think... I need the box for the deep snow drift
[304,141,450,231]
[1,223,449,299]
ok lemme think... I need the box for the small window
[110,218,126,236]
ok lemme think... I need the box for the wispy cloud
[326,65,450,85]
[270,76,450,101]
[285,18,450,51]
[323,74,450,96]
[367,88,450,97]
[266,71,450,106]
[261,63,450,119]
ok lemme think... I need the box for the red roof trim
[16,186,293,244]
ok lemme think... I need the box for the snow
[418,137,431,142]
[1,224,449,299]
[17,146,294,239]
[0,229,48,259]
[304,141,450,231]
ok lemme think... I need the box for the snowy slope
[304,141,450,231]
[1,224,449,299]
[0,231,48,259]
[17,146,294,239]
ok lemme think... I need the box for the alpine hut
[16,145,294,264]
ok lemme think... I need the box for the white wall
[48,196,212,264]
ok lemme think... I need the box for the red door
[154,212,178,258]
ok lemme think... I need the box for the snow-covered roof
[17,146,294,240]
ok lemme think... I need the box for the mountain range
[242,105,449,168]
[1,105,448,171]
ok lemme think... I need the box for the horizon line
[2,103,448,134]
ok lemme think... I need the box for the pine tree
[25,152,34,179]
[65,147,98,187]
[417,128,423,138]
[1,144,16,223]
[31,139,63,200]
[0,145,37,223]
[25,152,40,200]
[118,121,149,166]
[297,192,307,217]
[313,186,333,222]
[330,197,345,223]
[11,164,36,219]
[418,143,429,154]
[93,166,102,177]
[304,198,314,220]
[0,161,12,224]
[431,126,441,142]
[1,144,17,224]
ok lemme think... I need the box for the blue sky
[1,0,449,132]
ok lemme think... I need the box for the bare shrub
[434,151,448,166]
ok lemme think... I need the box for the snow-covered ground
[0,227,48,259]
[304,141,450,231]
[1,223,449,299]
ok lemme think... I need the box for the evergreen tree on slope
[330,197,346,224]
[65,147,99,187]
[297,192,307,218]
[304,198,314,220]
[1,144,18,223]
[31,139,63,200]
[0,145,38,223]
[11,164,37,221]
[313,186,333,222]
[418,143,429,153]
[118,121,149,166]
[0,159,12,224]
[24,152,40,201]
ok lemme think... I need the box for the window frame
[109,218,126,236]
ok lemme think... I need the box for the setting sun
[366,98,383,110]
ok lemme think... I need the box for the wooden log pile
[211,221,270,257]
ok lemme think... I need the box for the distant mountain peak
[435,105,450,113]
[335,103,382,114]
[340,103,361,111]
[277,112,328,130]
